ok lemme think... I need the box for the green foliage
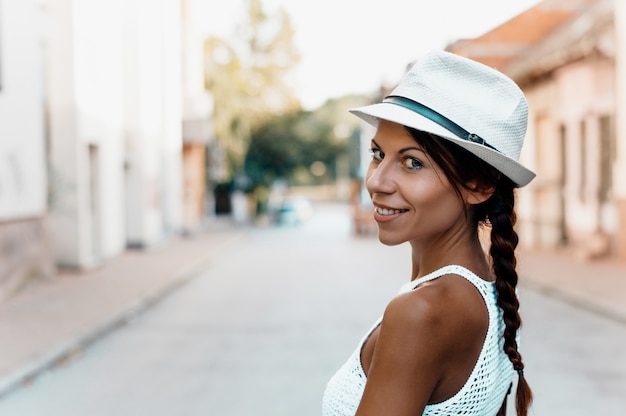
[244,112,298,189]
[204,0,300,178]
[244,94,370,190]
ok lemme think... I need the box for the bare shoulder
[355,281,459,413]
[357,274,489,413]
[382,274,488,352]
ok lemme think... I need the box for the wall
[47,0,126,267]
[0,0,54,299]
[521,54,618,257]
[0,0,47,220]
[614,0,626,260]
[123,0,183,248]
[47,0,183,265]
[182,144,206,231]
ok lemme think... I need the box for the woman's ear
[462,183,495,205]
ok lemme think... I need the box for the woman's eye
[369,148,384,161]
[402,157,423,170]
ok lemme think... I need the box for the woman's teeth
[376,207,406,216]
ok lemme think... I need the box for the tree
[244,94,370,192]
[204,0,300,179]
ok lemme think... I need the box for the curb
[520,276,626,325]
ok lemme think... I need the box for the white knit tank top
[322,265,514,416]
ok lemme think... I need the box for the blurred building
[181,0,216,232]
[0,1,54,300]
[448,0,626,261]
[0,0,215,298]
[46,0,185,266]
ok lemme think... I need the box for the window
[598,115,614,202]
[580,120,587,202]
[559,124,567,188]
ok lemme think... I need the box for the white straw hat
[350,50,536,187]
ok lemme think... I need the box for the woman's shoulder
[382,274,488,347]
[357,273,493,412]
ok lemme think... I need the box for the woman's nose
[365,161,396,195]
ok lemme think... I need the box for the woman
[322,50,534,416]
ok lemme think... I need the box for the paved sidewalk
[518,249,626,323]
[0,220,246,398]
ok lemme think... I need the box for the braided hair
[407,127,533,416]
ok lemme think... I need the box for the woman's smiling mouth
[375,207,408,216]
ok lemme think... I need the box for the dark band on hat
[384,96,500,153]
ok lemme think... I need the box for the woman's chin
[376,231,404,246]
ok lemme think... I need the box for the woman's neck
[410,232,491,281]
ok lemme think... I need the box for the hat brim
[350,102,536,187]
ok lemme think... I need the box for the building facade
[449,0,626,261]
[0,0,54,300]
[181,0,215,233]
[0,0,215,298]
[46,0,184,267]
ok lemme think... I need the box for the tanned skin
[356,120,494,416]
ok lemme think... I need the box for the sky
[192,0,542,110]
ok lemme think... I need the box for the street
[0,203,624,415]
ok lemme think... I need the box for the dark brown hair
[407,127,533,416]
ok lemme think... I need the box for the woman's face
[365,119,467,247]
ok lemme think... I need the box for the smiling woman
[366,120,469,247]
[322,50,536,416]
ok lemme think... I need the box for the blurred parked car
[275,197,314,225]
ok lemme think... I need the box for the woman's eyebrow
[399,146,425,154]
[371,138,424,154]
